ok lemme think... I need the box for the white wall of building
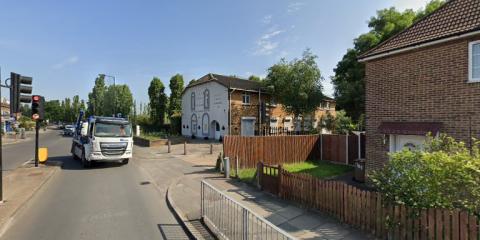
[181,81,229,139]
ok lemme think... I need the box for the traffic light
[31,95,45,121]
[10,72,33,113]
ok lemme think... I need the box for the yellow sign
[39,148,48,163]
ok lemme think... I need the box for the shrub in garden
[370,134,480,214]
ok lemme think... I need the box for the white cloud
[287,2,305,13]
[52,56,79,69]
[254,29,285,56]
[262,15,272,25]
[392,0,428,11]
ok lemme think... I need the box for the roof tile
[360,0,480,59]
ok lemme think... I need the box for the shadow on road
[46,155,125,170]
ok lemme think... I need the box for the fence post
[167,140,171,153]
[242,208,248,240]
[278,164,283,197]
[200,181,204,218]
[210,143,213,154]
[256,162,263,189]
[345,133,349,165]
[320,133,323,161]
[358,134,361,160]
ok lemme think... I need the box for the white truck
[71,114,133,168]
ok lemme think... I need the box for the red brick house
[358,0,480,174]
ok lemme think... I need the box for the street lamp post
[99,74,116,117]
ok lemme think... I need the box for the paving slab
[0,161,61,237]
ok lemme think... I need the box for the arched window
[202,113,209,136]
[191,114,197,135]
[204,89,210,110]
[191,92,196,111]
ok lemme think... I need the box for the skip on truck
[71,110,133,168]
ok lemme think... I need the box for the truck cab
[71,116,133,168]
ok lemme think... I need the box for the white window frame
[242,94,251,105]
[469,40,480,82]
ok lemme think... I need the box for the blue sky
[0,0,429,105]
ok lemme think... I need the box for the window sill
[467,78,480,83]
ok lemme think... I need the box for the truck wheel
[72,143,80,160]
[81,150,91,168]
[122,158,129,165]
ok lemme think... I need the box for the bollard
[210,143,213,154]
[167,140,171,153]
[184,141,187,155]
[223,157,230,178]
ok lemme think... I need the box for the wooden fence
[223,134,365,168]
[259,164,479,239]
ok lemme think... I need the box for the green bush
[370,134,480,214]
[18,116,35,130]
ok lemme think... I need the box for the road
[2,130,66,170]
[0,130,189,240]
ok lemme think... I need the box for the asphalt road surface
[1,130,189,240]
[2,130,66,170]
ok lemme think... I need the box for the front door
[241,118,255,136]
[214,122,221,140]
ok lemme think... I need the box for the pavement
[0,130,190,240]
[0,161,61,237]
[160,140,374,240]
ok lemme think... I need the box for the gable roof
[185,73,264,92]
[359,0,480,61]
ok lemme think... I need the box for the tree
[248,75,262,82]
[168,74,184,118]
[64,98,72,123]
[19,103,31,117]
[321,110,356,134]
[44,100,62,122]
[148,77,168,126]
[332,0,445,120]
[264,49,323,123]
[72,95,80,116]
[80,100,86,111]
[104,84,134,117]
[87,75,106,116]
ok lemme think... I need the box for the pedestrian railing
[201,180,296,240]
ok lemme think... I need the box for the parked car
[63,125,75,136]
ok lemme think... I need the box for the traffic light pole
[35,121,39,167]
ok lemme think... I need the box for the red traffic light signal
[31,95,45,121]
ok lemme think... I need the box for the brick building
[181,73,336,139]
[358,0,480,174]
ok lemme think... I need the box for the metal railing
[201,180,296,240]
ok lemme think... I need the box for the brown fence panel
[224,135,322,168]
[261,169,480,240]
[322,134,346,164]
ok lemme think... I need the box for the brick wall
[365,35,480,174]
[229,90,262,135]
